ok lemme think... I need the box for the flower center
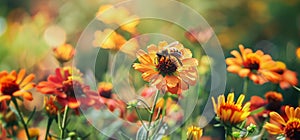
[1,81,20,95]
[99,90,112,98]
[60,80,85,98]
[284,119,300,140]
[220,104,242,113]
[243,55,260,71]
[156,56,178,76]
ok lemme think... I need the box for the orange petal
[238,69,250,77]
[165,75,179,88]
[0,95,11,102]
[20,74,35,87]
[270,112,286,125]
[182,58,198,66]
[264,122,283,135]
[136,50,153,65]
[132,63,154,73]
[22,83,35,90]
[16,69,26,84]
[23,92,33,101]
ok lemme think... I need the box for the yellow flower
[96,4,139,34]
[187,126,203,140]
[212,92,251,125]
[226,44,280,84]
[297,47,300,59]
[0,69,35,102]
[133,41,198,94]
[264,106,300,140]
[53,43,75,63]
[93,28,128,51]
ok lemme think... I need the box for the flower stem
[45,117,53,140]
[243,78,249,95]
[145,90,160,139]
[12,98,30,139]
[60,105,69,139]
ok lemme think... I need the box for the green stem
[12,98,30,139]
[145,90,160,140]
[243,78,248,95]
[60,105,69,139]
[45,118,53,140]
[134,107,149,131]
[153,95,168,137]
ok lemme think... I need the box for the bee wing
[164,41,179,48]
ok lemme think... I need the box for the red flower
[37,67,97,110]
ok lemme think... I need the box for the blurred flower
[265,91,283,111]
[226,44,280,84]
[44,96,58,118]
[296,47,300,59]
[185,27,213,44]
[97,82,126,118]
[37,67,97,110]
[269,61,298,89]
[133,41,198,94]
[53,43,75,63]
[96,4,139,34]
[187,126,203,140]
[249,91,284,125]
[93,29,126,50]
[264,106,300,140]
[198,55,212,75]
[212,92,251,125]
[0,69,35,102]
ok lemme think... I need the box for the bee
[155,41,183,66]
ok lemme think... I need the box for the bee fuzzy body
[155,41,183,66]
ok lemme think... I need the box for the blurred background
[0,0,300,139]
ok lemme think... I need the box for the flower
[185,27,213,43]
[296,47,300,59]
[96,4,139,34]
[133,41,198,94]
[44,95,58,118]
[265,91,283,111]
[269,61,298,89]
[0,69,35,102]
[264,106,300,140]
[37,67,97,109]
[187,126,203,140]
[53,43,75,63]
[97,82,126,118]
[226,44,280,84]
[212,92,251,125]
[249,91,284,125]
[93,29,127,51]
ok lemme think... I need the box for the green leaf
[26,106,36,125]
[250,106,265,115]
[136,126,147,140]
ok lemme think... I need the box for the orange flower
[133,41,198,94]
[187,126,203,140]
[296,47,300,59]
[264,106,300,140]
[226,44,280,84]
[212,92,251,125]
[44,96,58,118]
[53,43,75,63]
[269,61,298,89]
[37,67,97,110]
[0,69,35,102]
